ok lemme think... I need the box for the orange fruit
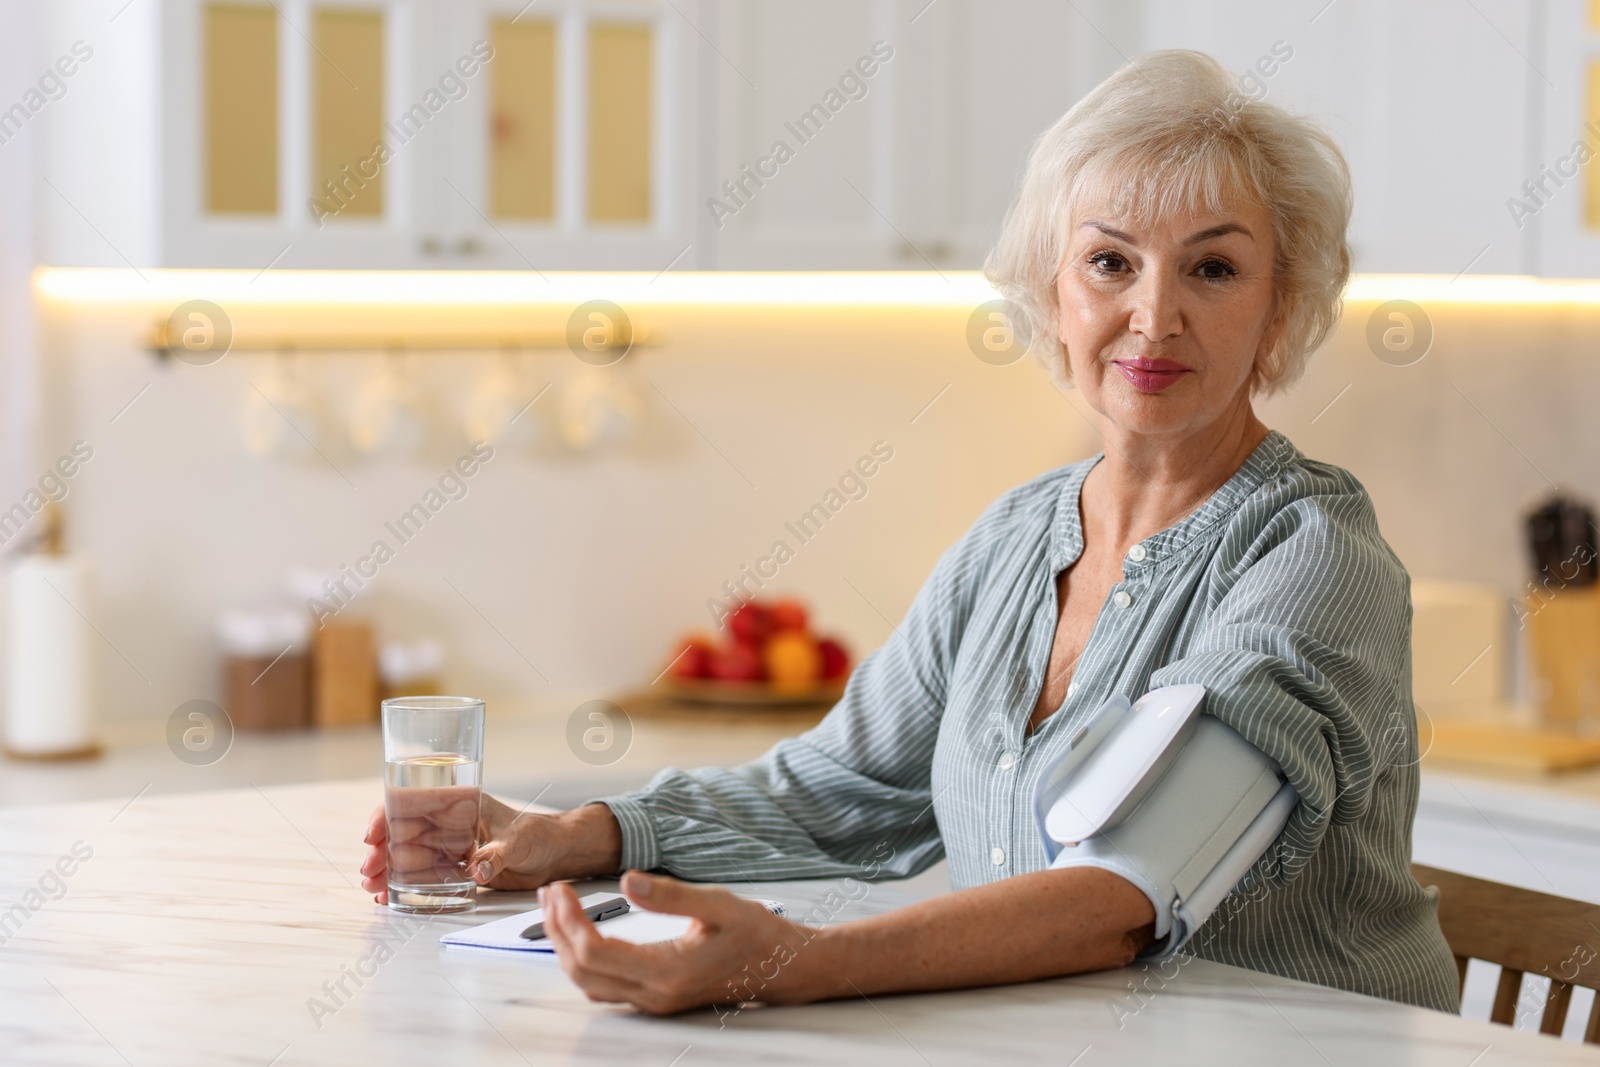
[763,631,822,691]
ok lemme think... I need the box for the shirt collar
[1051,430,1295,571]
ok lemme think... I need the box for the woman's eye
[1194,257,1238,280]
[1088,252,1127,274]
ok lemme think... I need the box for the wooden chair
[1413,864,1600,1042]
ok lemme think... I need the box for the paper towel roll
[4,555,98,758]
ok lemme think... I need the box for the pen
[519,894,630,940]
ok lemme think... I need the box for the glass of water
[382,696,484,914]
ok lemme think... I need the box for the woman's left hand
[541,871,821,1015]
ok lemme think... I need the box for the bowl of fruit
[658,598,852,706]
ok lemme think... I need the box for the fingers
[621,871,737,924]
[474,805,560,888]
[386,841,444,874]
[359,847,387,881]
[467,841,505,885]
[402,823,477,857]
[383,784,480,823]
[387,842,470,885]
[362,806,389,900]
[361,857,389,899]
[367,794,514,906]
[542,880,790,1015]
[542,884,654,983]
[384,815,431,845]
[425,791,481,831]
[383,806,477,885]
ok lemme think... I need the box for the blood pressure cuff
[1034,685,1298,961]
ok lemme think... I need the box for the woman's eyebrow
[1079,220,1134,242]
[1077,220,1255,244]
[1184,222,1253,245]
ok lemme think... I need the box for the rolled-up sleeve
[1147,490,1407,888]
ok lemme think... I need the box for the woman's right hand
[359,793,623,904]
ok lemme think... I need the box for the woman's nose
[1126,272,1184,342]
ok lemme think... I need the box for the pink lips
[1113,357,1192,393]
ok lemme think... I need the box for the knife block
[1525,585,1600,729]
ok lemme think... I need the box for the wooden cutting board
[1425,718,1600,773]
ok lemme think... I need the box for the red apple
[709,641,766,683]
[727,601,770,646]
[768,598,809,633]
[818,638,850,681]
[668,636,714,680]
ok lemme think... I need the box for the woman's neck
[1083,402,1270,551]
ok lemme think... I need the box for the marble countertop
[0,779,1587,1065]
[0,702,811,810]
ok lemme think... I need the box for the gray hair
[984,49,1352,396]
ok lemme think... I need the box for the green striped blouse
[598,430,1461,1012]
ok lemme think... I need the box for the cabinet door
[1138,0,1531,276]
[41,0,162,269]
[1536,0,1600,277]
[161,0,435,269]
[913,0,1131,270]
[709,0,896,268]
[438,0,701,271]
[1342,0,1531,276]
[710,0,1118,270]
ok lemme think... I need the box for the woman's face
[1055,198,1279,439]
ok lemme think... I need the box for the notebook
[439,892,787,954]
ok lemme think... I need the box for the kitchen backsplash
[20,288,1599,723]
[25,296,1090,721]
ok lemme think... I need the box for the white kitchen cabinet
[433,0,701,272]
[704,0,899,269]
[1535,0,1600,279]
[707,0,1130,270]
[44,0,699,271]
[1136,0,1534,277]
[155,0,430,271]
[707,0,1544,276]
[37,0,1599,275]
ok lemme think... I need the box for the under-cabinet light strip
[33,268,1600,309]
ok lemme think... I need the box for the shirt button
[1113,590,1133,610]
[1127,543,1147,562]
[998,752,1015,770]
[991,847,1006,866]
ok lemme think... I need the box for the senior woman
[361,50,1459,1015]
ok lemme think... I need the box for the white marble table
[0,780,1588,1066]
